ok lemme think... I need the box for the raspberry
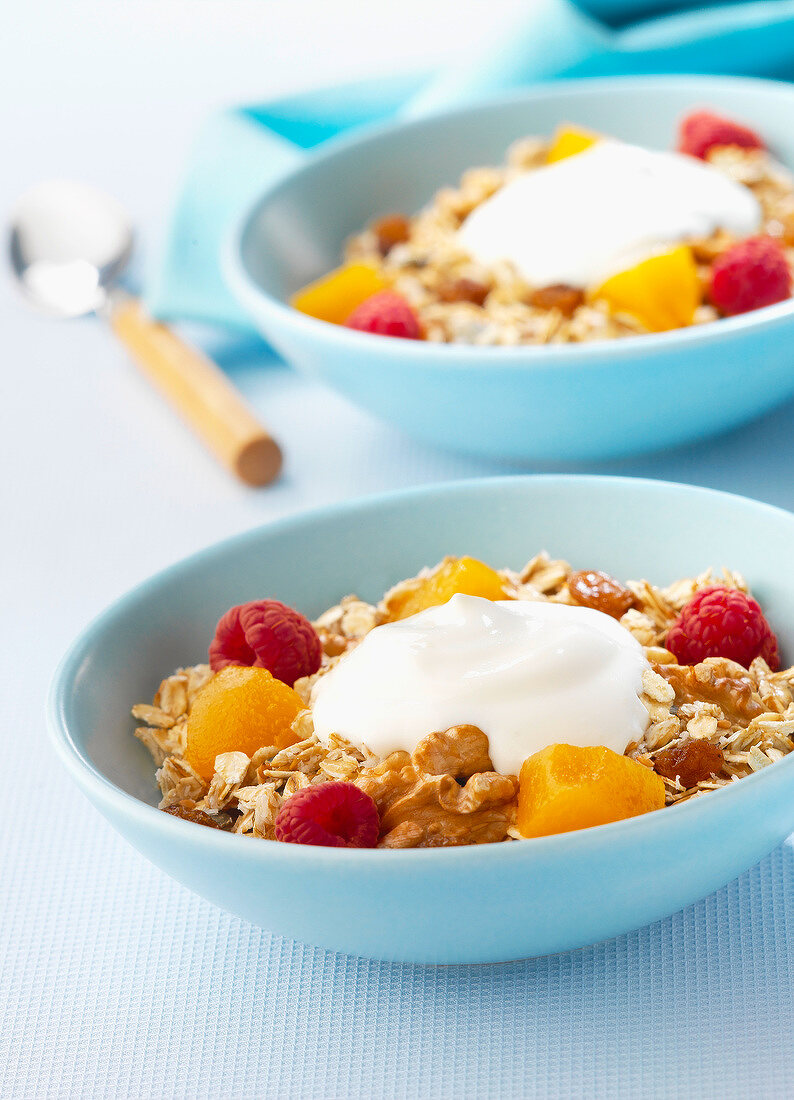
[209,599,322,686]
[274,782,380,848]
[709,237,791,316]
[677,109,765,160]
[666,586,780,671]
[344,290,422,339]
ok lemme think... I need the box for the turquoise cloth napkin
[146,0,794,332]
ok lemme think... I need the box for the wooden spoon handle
[109,297,282,486]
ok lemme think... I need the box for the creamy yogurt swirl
[457,141,762,288]
[310,594,651,776]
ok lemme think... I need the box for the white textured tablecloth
[4,3,794,1096]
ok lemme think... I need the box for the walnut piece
[656,658,765,726]
[411,725,494,778]
[355,730,517,848]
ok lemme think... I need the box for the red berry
[677,109,765,160]
[709,236,791,316]
[209,599,322,686]
[344,290,422,339]
[666,586,780,671]
[274,782,380,848]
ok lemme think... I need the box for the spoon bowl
[10,179,133,317]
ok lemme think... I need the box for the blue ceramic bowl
[226,75,794,463]
[49,476,794,963]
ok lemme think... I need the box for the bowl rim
[48,473,794,867]
[226,72,794,369]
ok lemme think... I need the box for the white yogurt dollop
[310,594,651,776]
[457,141,762,287]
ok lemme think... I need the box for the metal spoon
[9,179,282,486]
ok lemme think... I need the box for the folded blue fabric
[146,0,794,332]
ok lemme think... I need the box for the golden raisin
[568,570,636,619]
[372,214,411,255]
[437,277,490,306]
[163,804,224,829]
[654,741,725,788]
[529,284,585,316]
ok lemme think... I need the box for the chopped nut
[355,751,517,848]
[658,659,765,725]
[411,725,493,778]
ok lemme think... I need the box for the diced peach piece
[290,263,388,325]
[591,245,701,332]
[546,124,601,163]
[516,743,665,839]
[385,556,508,622]
[185,666,304,780]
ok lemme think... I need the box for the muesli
[134,553,794,848]
[290,109,794,345]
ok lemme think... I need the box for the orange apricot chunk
[546,124,601,163]
[185,666,305,780]
[516,743,665,839]
[384,556,508,622]
[591,245,701,332]
[290,263,388,325]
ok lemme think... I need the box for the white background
[3,3,794,1096]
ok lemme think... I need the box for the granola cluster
[345,138,794,346]
[134,553,794,845]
